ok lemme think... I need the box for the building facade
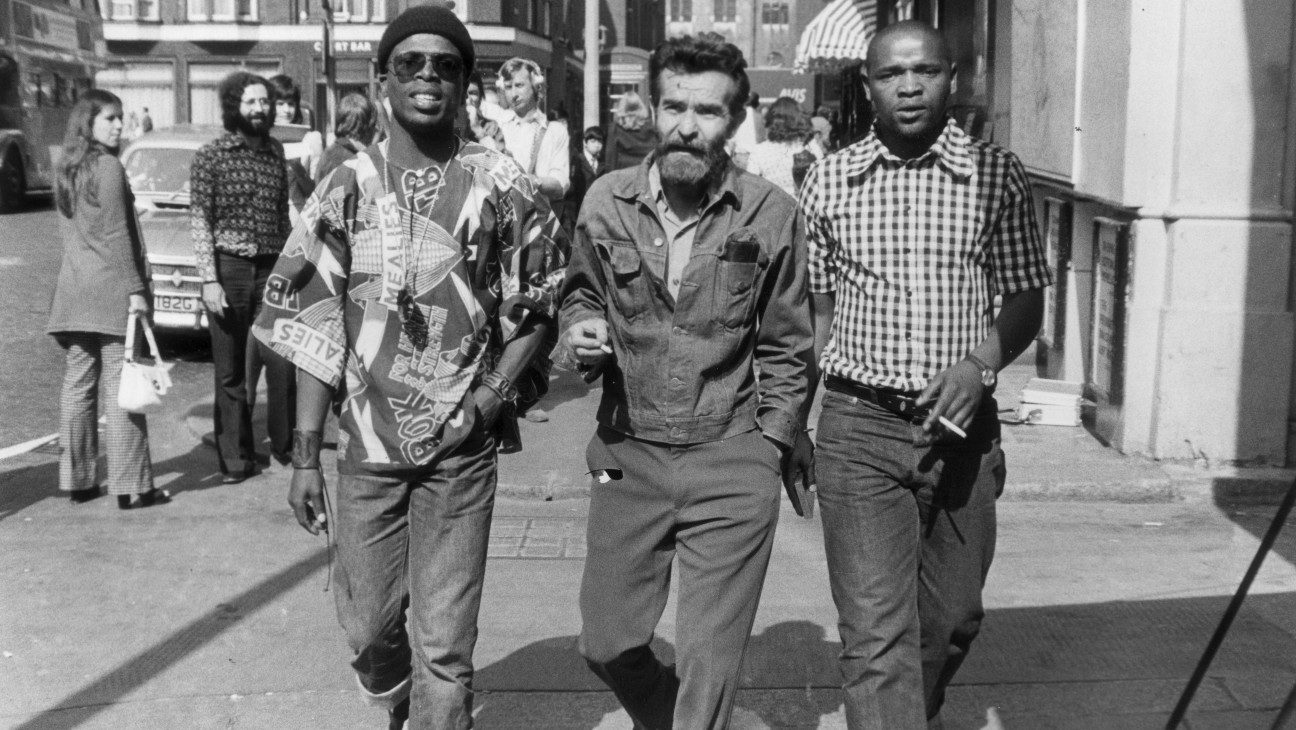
[98,0,586,131]
[665,0,817,108]
[994,0,1296,466]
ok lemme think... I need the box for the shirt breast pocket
[716,229,768,329]
[594,238,650,320]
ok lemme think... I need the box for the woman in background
[315,92,379,184]
[47,89,165,510]
[744,96,820,197]
[605,91,657,171]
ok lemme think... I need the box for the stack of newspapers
[1016,378,1085,426]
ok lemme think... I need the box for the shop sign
[313,40,375,57]
[1090,218,1129,403]
[12,1,84,51]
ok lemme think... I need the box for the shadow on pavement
[11,549,327,730]
[0,440,266,525]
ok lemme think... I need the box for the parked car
[121,124,313,334]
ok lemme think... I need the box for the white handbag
[118,311,172,414]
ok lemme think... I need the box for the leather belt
[824,375,929,422]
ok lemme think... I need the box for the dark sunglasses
[388,51,465,83]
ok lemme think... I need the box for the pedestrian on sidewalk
[495,56,570,434]
[562,34,814,729]
[314,92,379,184]
[797,21,1053,729]
[47,89,168,510]
[253,6,564,727]
[190,72,295,482]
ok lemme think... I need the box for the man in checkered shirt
[798,21,1052,730]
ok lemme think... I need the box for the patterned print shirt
[189,131,292,282]
[253,140,564,475]
[799,119,1052,392]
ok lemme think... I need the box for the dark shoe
[498,437,522,454]
[118,489,172,510]
[68,487,100,504]
[220,466,259,484]
[388,696,409,730]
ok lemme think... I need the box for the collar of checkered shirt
[838,117,974,180]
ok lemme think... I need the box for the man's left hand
[473,386,506,431]
[915,360,986,440]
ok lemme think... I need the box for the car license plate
[156,294,199,313]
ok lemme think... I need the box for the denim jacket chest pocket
[714,228,769,329]
[594,238,652,320]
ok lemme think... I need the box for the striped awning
[793,0,878,73]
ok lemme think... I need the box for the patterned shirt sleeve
[798,162,838,294]
[499,169,566,336]
[990,153,1053,295]
[252,183,351,388]
[189,146,218,283]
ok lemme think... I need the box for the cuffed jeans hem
[357,672,412,711]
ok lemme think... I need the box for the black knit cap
[377,4,475,76]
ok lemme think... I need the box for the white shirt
[745,140,819,197]
[499,109,570,199]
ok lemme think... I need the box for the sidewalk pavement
[2,350,1295,728]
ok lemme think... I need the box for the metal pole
[321,0,337,135]
[582,0,600,130]
[1165,476,1296,728]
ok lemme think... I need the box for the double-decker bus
[0,0,104,211]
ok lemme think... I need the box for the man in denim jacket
[560,34,814,729]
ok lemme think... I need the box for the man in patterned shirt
[190,72,295,483]
[798,21,1052,729]
[253,7,563,728]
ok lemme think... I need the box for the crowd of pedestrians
[47,6,1051,729]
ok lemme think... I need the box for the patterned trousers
[57,332,154,495]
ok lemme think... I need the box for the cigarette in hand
[599,344,613,354]
[938,416,967,439]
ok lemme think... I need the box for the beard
[656,138,728,187]
[235,112,272,138]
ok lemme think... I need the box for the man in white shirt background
[497,57,570,203]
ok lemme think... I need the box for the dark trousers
[815,390,1005,730]
[333,430,497,729]
[579,427,781,729]
[208,252,295,474]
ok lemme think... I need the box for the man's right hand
[288,468,328,535]
[565,318,611,367]
[201,281,228,315]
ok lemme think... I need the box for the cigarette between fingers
[938,416,967,439]
[599,344,613,354]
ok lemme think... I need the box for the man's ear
[728,105,747,139]
[860,66,873,104]
[949,63,958,95]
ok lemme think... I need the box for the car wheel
[0,153,25,213]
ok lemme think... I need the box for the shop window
[761,1,788,26]
[108,0,160,21]
[332,0,383,23]
[669,0,691,22]
[715,0,736,23]
[188,0,257,21]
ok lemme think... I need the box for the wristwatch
[480,370,519,406]
[963,354,997,388]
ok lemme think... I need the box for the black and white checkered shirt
[799,119,1052,392]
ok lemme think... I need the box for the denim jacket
[560,159,812,447]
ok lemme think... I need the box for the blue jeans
[332,429,496,729]
[815,389,1005,730]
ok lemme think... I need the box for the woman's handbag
[118,311,172,414]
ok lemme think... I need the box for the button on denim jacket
[560,159,813,447]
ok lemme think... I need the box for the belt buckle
[890,394,929,422]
